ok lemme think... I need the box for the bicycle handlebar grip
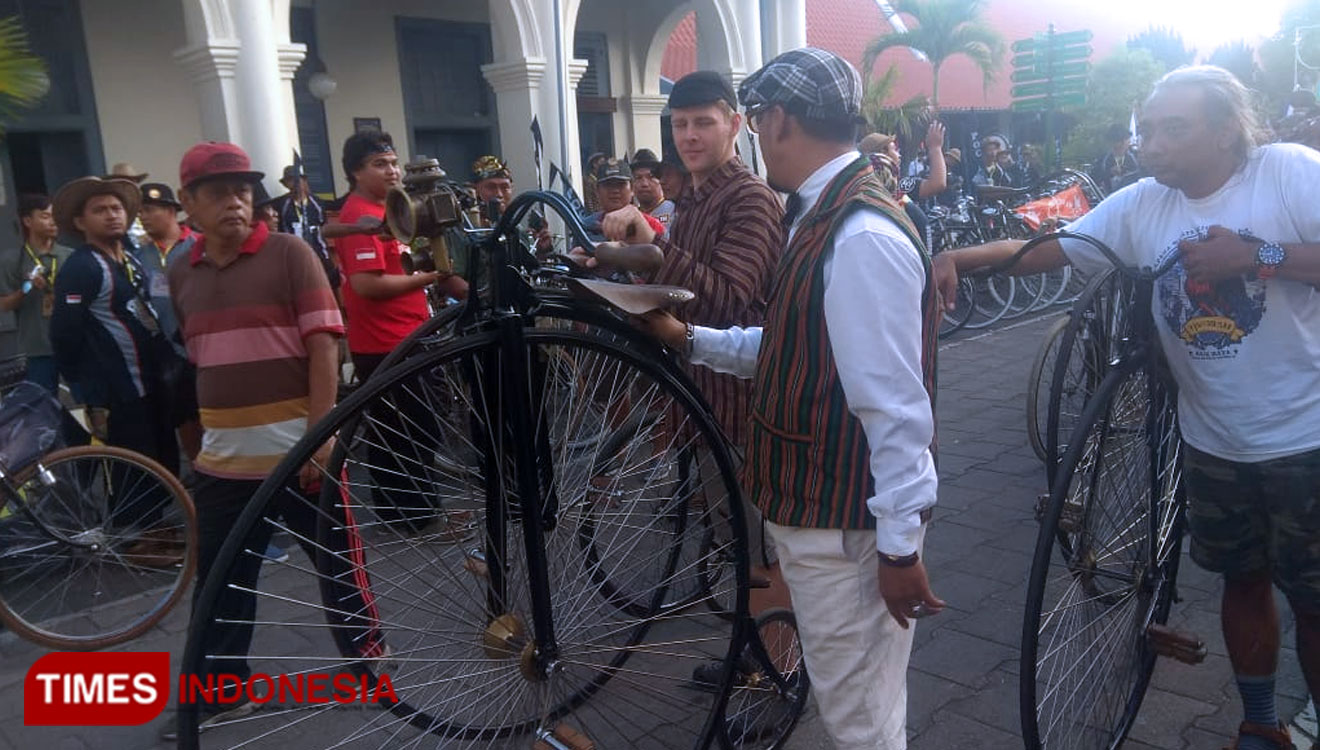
[593,242,664,275]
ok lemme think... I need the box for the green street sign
[1014,46,1091,69]
[1011,68,1050,83]
[1013,29,1092,53]
[1012,91,1088,111]
[1011,78,1087,98]
[1034,61,1090,78]
[1049,29,1093,46]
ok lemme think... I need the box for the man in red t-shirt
[335,130,465,377]
[335,130,467,534]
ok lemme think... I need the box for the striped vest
[743,156,939,530]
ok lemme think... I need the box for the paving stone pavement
[0,312,1309,749]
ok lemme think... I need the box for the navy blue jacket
[49,244,158,407]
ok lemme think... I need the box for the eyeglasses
[745,104,773,134]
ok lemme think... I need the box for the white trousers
[765,521,926,750]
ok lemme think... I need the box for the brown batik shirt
[653,157,784,446]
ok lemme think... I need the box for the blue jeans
[24,355,57,394]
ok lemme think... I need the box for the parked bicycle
[1007,231,1205,750]
[0,364,196,650]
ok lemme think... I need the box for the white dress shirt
[690,150,938,556]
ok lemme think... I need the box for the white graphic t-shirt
[1061,143,1320,462]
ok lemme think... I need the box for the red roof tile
[661,12,697,81]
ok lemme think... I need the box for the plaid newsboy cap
[738,47,863,122]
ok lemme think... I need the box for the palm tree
[861,63,931,141]
[861,0,1005,110]
[0,16,46,132]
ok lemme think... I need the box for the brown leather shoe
[1223,721,1296,750]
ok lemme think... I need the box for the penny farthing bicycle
[1016,232,1208,750]
[179,189,807,750]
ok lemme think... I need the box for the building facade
[0,0,808,212]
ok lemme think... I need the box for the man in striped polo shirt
[167,142,382,733]
[641,49,942,750]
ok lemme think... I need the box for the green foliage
[1059,47,1163,167]
[1126,25,1196,72]
[1207,41,1259,87]
[861,63,931,141]
[860,0,1006,109]
[1258,1,1320,108]
[0,16,46,132]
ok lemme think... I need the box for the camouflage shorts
[1184,443,1320,612]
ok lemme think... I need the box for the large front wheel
[180,326,748,750]
[1020,358,1183,750]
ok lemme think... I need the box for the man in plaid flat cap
[639,47,942,749]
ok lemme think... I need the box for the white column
[762,0,806,60]
[173,40,242,142]
[229,0,296,191]
[624,94,668,153]
[174,0,301,195]
[276,43,308,164]
[481,57,548,190]
[487,0,585,195]
[734,0,763,73]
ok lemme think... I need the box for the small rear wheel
[723,608,810,749]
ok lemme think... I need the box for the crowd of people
[2,43,1316,750]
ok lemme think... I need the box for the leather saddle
[567,277,695,315]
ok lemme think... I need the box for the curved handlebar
[984,230,1182,281]
[494,190,599,254]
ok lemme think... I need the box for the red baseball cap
[179,141,265,189]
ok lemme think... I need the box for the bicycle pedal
[1146,623,1207,665]
[533,724,595,750]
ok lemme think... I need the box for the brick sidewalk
[0,312,1308,750]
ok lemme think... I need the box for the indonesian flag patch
[64,294,81,304]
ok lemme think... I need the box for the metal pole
[553,0,571,181]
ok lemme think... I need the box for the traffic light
[1010,26,1092,112]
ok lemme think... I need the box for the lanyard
[23,243,54,278]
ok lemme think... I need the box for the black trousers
[352,352,444,532]
[106,392,179,528]
[192,474,384,681]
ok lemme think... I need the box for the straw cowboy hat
[52,177,141,237]
[102,161,148,183]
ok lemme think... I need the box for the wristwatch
[878,550,920,568]
[1256,241,1286,280]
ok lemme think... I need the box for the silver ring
[908,603,932,618]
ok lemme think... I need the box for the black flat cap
[668,70,737,111]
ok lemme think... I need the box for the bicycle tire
[964,274,1017,329]
[723,608,810,750]
[180,327,748,750]
[1021,358,1183,750]
[1045,269,1124,483]
[937,277,976,339]
[0,445,196,650]
[1004,273,1049,319]
[1026,316,1069,463]
[1036,266,1072,309]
